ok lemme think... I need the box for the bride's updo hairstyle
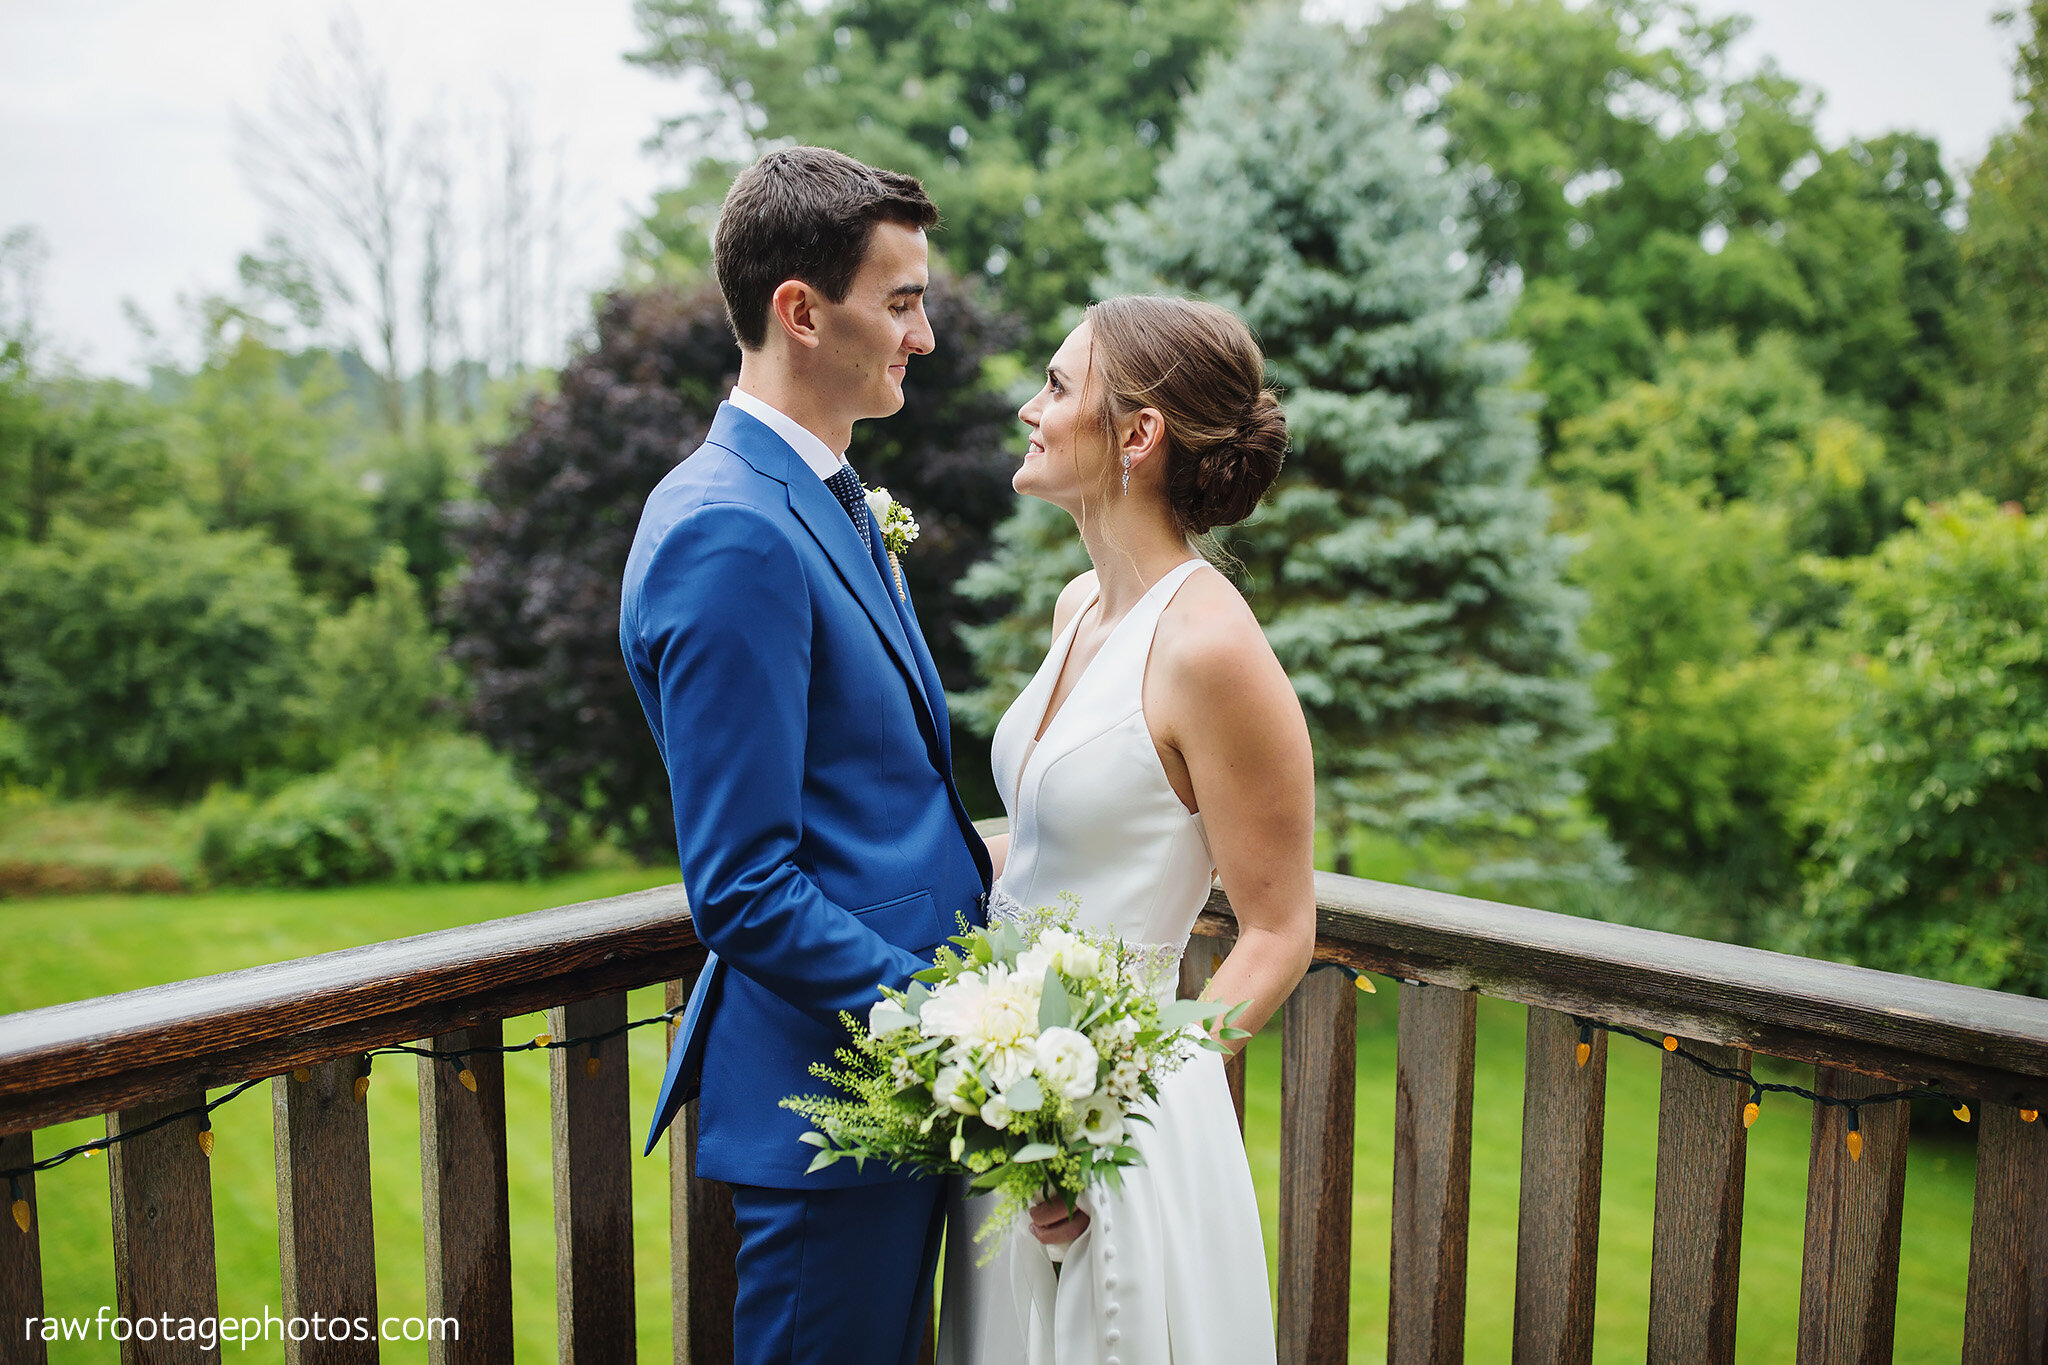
[1086,296,1287,536]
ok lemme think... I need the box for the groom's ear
[768,279,825,350]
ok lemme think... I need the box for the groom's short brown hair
[714,147,939,350]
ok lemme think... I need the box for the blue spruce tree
[960,7,1616,884]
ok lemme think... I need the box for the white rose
[868,998,918,1038]
[864,486,893,520]
[1015,942,1054,983]
[979,1094,1015,1131]
[933,1065,978,1115]
[1073,1091,1126,1148]
[1063,939,1103,981]
[1033,1026,1101,1101]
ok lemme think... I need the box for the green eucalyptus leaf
[1038,973,1071,1030]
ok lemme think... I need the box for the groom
[621,146,992,1365]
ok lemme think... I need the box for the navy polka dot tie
[823,463,876,558]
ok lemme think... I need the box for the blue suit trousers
[729,1175,947,1365]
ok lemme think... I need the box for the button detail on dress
[1104,1275,1118,1290]
[1107,1329,1123,1344]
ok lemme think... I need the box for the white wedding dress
[937,557,1277,1365]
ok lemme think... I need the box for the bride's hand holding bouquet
[782,898,1251,1259]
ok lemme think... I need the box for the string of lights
[1310,961,2040,1162]
[9,968,2041,1237]
[4,1003,686,1234]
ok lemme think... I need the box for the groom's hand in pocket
[1027,1196,1089,1246]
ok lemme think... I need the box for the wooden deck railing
[2,870,2045,1364]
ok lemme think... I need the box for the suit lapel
[888,571,955,773]
[712,404,946,766]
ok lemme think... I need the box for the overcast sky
[0,0,2026,379]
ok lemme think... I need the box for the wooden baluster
[1388,981,1476,1365]
[1647,1040,1749,1365]
[108,1091,220,1364]
[419,1022,514,1364]
[551,993,636,1364]
[1277,965,1357,1365]
[1962,1100,2048,1364]
[2,1130,47,1365]
[1797,1068,1909,1364]
[274,1056,379,1363]
[1179,934,1247,1131]
[665,976,739,1365]
[1512,1008,1606,1365]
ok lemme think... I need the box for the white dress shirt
[727,386,846,482]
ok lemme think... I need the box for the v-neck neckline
[1006,557,1206,831]
[1023,557,1201,754]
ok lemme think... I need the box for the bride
[940,296,1318,1365]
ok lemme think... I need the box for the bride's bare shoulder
[1049,570,1099,638]
[1154,566,1286,704]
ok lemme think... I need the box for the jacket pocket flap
[849,889,944,951]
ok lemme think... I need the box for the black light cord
[0,1004,685,1202]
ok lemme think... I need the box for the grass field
[5,873,1977,1362]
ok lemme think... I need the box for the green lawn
[6,875,1977,1362]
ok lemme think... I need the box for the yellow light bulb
[457,1068,478,1093]
[1356,974,1376,994]
[1662,1035,1678,1052]
[353,1076,371,1105]
[2023,1108,2039,1123]
[1846,1129,1862,1162]
[11,1199,30,1234]
[196,1129,214,1158]
[532,1032,552,1048]
[585,1056,602,1079]
[1743,1101,1760,1129]
[292,1067,311,1083]
[1952,1104,1971,1123]
[1575,1041,1591,1068]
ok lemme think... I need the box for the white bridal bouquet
[783,897,1250,1254]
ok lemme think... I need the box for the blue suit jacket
[621,401,991,1187]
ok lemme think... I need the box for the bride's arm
[1157,586,1317,1048]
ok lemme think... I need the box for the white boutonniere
[863,485,920,600]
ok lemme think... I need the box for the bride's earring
[1121,454,1131,495]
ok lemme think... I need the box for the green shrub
[204,736,551,887]
[1799,495,2048,994]
[1573,486,1841,890]
[0,506,316,792]
[289,545,460,765]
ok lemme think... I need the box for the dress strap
[1130,558,1210,640]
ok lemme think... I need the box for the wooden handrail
[1195,873,2048,1107]
[0,883,704,1133]
[6,870,2045,1135]
[3,864,2045,1364]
